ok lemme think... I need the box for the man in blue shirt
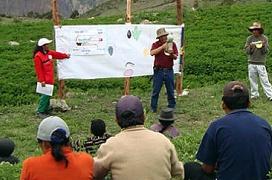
[185,81,272,180]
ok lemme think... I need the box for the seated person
[20,116,94,180]
[0,138,19,164]
[150,108,180,138]
[185,81,272,180]
[94,95,184,180]
[71,119,111,154]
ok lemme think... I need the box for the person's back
[20,116,93,180]
[21,148,93,180]
[150,108,180,138]
[94,95,184,180]
[71,119,111,154]
[206,110,272,180]
[98,126,181,180]
[195,81,272,180]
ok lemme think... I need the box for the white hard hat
[38,38,52,46]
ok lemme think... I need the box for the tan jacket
[94,126,184,180]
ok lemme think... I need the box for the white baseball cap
[37,116,70,141]
[38,38,52,46]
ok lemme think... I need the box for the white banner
[55,24,184,80]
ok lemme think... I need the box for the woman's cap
[37,116,70,141]
[158,108,176,121]
[38,38,52,46]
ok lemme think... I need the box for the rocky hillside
[0,0,267,18]
[0,0,108,18]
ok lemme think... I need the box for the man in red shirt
[33,38,70,118]
[150,28,178,112]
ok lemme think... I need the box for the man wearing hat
[188,81,272,180]
[245,22,272,101]
[94,95,184,180]
[150,108,180,138]
[150,27,178,113]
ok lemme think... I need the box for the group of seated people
[1,81,272,180]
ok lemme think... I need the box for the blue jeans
[151,68,176,112]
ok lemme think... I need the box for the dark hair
[159,120,174,133]
[33,44,47,58]
[0,138,15,157]
[50,129,69,168]
[91,119,106,137]
[222,88,249,110]
[117,110,144,129]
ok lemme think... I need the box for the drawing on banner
[127,30,132,39]
[54,24,183,79]
[124,62,135,77]
[143,48,149,57]
[132,26,141,41]
[108,46,113,56]
[72,28,106,56]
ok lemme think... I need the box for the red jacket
[34,50,69,84]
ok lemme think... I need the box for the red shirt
[34,50,68,85]
[151,41,178,68]
[20,147,94,180]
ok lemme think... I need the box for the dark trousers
[151,68,176,112]
[184,162,216,180]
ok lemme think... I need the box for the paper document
[36,82,54,96]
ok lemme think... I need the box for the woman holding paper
[33,38,70,119]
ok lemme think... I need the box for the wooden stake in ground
[51,0,65,100]
[175,0,184,96]
[124,0,132,95]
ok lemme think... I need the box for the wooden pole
[175,0,184,96]
[126,0,132,23]
[124,0,132,95]
[51,0,65,100]
[51,0,60,25]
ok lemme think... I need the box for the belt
[248,61,265,65]
[154,66,173,70]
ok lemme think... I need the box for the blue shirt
[196,109,272,180]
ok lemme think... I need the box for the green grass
[1,82,272,178]
[1,2,272,106]
[1,2,272,179]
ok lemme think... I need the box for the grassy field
[1,82,272,179]
[1,2,272,179]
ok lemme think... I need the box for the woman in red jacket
[33,38,70,118]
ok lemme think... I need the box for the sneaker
[269,97,272,101]
[36,112,50,119]
[251,96,258,100]
[60,100,71,112]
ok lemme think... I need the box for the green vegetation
[1,2,272,179]
[1,2,272,106]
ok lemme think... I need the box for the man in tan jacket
[94,95,184,180]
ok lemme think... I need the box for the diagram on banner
[55,24,183,79]
[72,28,106,56]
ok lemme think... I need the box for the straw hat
[248,22,264,34]
[156,28,169,39]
